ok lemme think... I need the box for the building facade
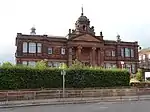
[15,9,139,73]
[139,48,150,69]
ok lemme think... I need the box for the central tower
[69,7,95,37]
[75,7,95,35]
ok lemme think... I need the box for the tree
[136,69,143,81]
[59,63,67,69]
[35,60,47,69]
[1,62,13,67]
[69,59,86,69]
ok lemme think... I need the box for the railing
[0,88,149,103]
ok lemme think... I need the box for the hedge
[0,66,130,90]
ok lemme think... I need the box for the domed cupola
[77,13,90,25]
[75,6,95,35]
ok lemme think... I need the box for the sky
[0,0,150,64]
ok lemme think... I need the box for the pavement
[0,95,150,108]
[1,101,150,112]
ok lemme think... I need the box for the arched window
[83,25,86,31]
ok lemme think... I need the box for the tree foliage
[59,63,67,69]
[69,59,86,69]
[1,62,13,67]
[35,60,47,69]
[136,69,143,81]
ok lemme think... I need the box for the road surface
[0,101,150,112]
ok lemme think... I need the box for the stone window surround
[22,42,42,53]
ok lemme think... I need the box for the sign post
[60,63,66,98]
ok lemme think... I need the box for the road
[0,101,150,112]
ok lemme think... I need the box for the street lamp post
[61,69,66,98]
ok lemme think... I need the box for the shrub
[66,68,130,88]
[0,65,130,90]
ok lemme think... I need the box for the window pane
[112,64,116,68]
[37,43,42,53]
[148,54,150,59]
[53,62,60,68]
[131,49,134,57]
[22,61,27,65]
[61,48,65,55]
[29,43,36,53]
[106,51,111,56]
[143,55,145,59]
[37,43,41,47]
[105,63,111,69]
[48,62,53,67]
[23,42,27,53]
[143,54,146,62]
[132,64,136,73]
[28,61,36,67]
[112,51,115,57]
[121,48,124,57]
[126,64,131,73]
[139,55,142,60]
[48,48,52,54]
[125,48,130,57]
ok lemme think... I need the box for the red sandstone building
[15,9,139,73]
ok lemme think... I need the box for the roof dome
[77,15,89,22]
[76,6,90,24]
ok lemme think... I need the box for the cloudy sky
[0,0,150,64]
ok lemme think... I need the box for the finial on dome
[81,5,84,16]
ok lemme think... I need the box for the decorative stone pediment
[72,34,101,42]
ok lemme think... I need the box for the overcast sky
[0,0,150,64]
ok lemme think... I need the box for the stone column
[92,47,96,66]
[77,46,82,61]
[68,47,72,66]
[90,50,92,66]
[97,48,101,66]
[100,48,104,67]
